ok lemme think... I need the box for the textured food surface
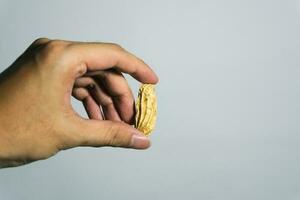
[135,84,157,136]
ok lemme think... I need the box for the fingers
[63,119,150,150]
[92,69,135,124]
[74,72,135,123]
[72,87,103,120]
[74,77,122,121]
[51,40,157,150]
[69,42,159,84]
[83,96,104,120]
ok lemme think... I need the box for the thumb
[66,120,151,149]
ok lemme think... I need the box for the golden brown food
[135,84,157,136]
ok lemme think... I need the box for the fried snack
[135,84,157,136]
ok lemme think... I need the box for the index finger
[70,42,159,84]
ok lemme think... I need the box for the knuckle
[75,77,97,89]
[105,122,124,147]
[35,40,69,62]
[85,77,96,85]
[43,40,68,54]
[72,87,89,101]
[32,37,50,46]
[23,38,50,58]
[107,43,124,51]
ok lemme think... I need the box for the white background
[0,0,300,199]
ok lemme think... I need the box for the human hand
[0,38,158,168]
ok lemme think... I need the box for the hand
[0,38,158,168]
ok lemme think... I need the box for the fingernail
[130,132,151,149]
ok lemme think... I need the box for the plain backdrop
[0,0,300,199]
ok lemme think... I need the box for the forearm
[0,84,9,167]
[0,124,30,168]
[0,129,13,168]
[0,82,20,168]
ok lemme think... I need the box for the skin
[0,38,159,168]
